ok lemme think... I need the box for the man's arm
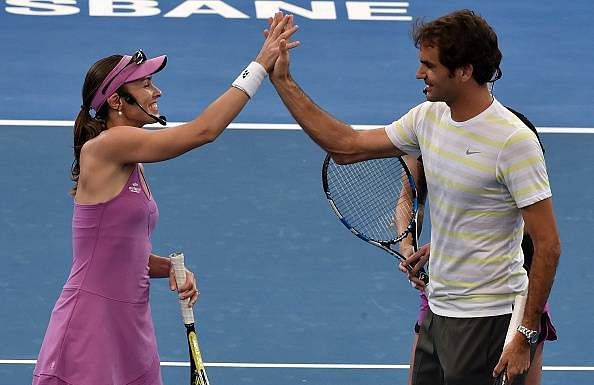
[521,198,561,330]
[493,197,561,382]
[269,38,403,164]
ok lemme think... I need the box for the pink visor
[90,50,167,113]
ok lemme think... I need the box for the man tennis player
[400,155,557,385]
[268,9,561,385]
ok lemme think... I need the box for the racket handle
[504,293,527,346]
[492,293,527,385]
[493,373,507,385]
[418,270,429,284]
[401,259,429,284]
[170,252,195,325]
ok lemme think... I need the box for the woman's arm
[149,253,199,306]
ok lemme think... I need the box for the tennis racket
[170,252,211,385]
[494,292,528,385]
[321,154,429,284]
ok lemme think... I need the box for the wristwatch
[517,325,539,344]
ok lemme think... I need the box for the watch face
[518,325,539,344]
[528,331,539,344]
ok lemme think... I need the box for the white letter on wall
[255,1,336,20]
[165,0,249,18]
[6,0,79,16]
[89,0,161,17]
[346,2,411,21]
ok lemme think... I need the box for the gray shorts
[412,309,533,385]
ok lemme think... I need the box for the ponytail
[70,106,106,196]
[70,55,122,196]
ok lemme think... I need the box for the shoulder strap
[504,106,545,154]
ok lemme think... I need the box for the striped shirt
[385,99,551,317]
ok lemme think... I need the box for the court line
[1,360,593,371]
[0,120,593,133]
[2,117,591,375]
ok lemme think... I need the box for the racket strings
[332,166,394,236]
[326,157,415,242]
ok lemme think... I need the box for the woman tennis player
[32,12,299,385]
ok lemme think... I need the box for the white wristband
[231,61,267,98]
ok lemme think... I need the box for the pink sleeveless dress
[33,165,162,385]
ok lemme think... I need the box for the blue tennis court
[1,1,593,384]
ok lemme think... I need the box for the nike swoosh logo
[465,149,481,155]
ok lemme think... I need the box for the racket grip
[492,293,527,385]
[401,259,429,284]
[504,293,527,346]
[418,270,429,284]
[170,252,195,325]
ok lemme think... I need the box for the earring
[118,110,123,116]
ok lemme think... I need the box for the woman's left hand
[169,268,199,307]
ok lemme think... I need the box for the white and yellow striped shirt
[385,99,551,317]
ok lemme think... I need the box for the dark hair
[71,55,123,196]
[412,9,502,84]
